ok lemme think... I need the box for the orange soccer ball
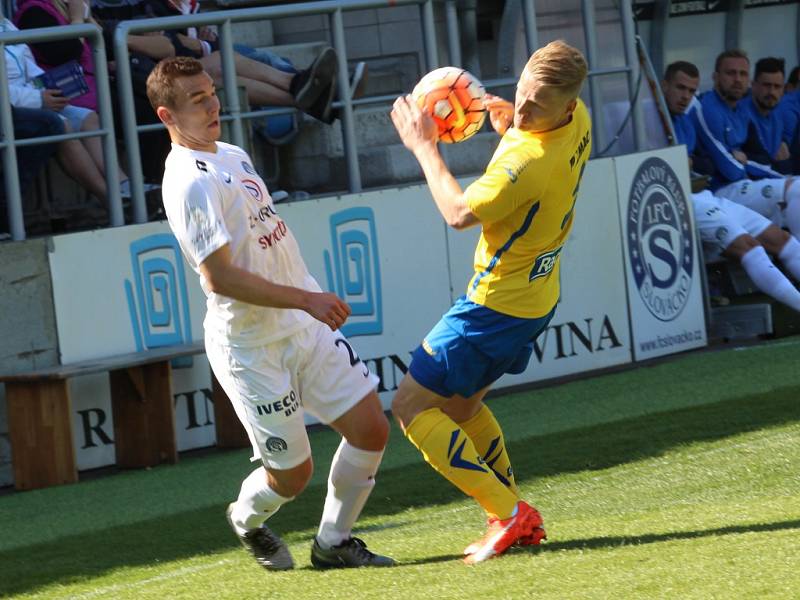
[411,67,486,143]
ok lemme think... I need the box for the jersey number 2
[335,338,370,378]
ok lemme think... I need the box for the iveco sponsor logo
[256,390,300,418]
[627,157,694,322]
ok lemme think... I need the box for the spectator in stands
[663,60,800,312]
[0,106,63,238]
[3,17,133,201]
[183,43,340,123]
[91,0,340,123]
[740,57,795,174]
[13,0,176,184]
[8,107,64,194]
[16,0,176,104]
[692,49,800,238]
[13,0,98,111]
[154,0,367,125]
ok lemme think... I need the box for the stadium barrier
[0,23,122,240]
[2,1,646,239]
[0,145,707,489]
[111,0,644,225]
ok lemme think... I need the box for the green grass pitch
[1,339,799,599]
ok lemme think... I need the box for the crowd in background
[1,0,361,234]
[3,1,800,242]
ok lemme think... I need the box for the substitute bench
[0,343,247,491]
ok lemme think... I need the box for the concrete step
[253,42,329,70]
[709,303,772,340]
[275,105,498,192]
[251,45,419,98]
[230,19,274,48]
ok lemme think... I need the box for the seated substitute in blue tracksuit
[739,57,795,175]
[776,90,800,172]
[690,49,800,238]
[662,59,800,313]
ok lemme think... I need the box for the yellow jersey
[463,99,591,318]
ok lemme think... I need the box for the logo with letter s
[627,157,694,322]
[323,207,383,337]
[124,233,193,350]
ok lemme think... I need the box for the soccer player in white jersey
[146,57,395,571]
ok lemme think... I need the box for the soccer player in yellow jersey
[390,40,591,564]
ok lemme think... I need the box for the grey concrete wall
[0,238,60,487]
[280,106,498,193]
[230,5,451,89]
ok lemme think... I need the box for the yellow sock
[405,408,518,519]
[460,404,520,497]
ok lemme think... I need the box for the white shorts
[58,104,93,133]
[693,190,772,260]
[205,320,379,470]
[714,178,786,226]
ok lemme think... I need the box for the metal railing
[0,23,121,241]
[2,0,647,239]
[114,0,447,222]
[495,0,644,155]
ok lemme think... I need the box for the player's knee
[724,234,759,260]
[441,397,482,424]
[391,373,442,430]
[266,458,313,497]
[347,394,389,450]
[758,225,791,255]
[367,410,390,448]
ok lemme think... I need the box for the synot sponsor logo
[627,157,694,322]
[323,207,383,337]
[124,233,193,350]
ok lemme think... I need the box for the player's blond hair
[522,40,588,99]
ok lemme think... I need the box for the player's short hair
[146,56,206,111]
[754,57,785,80]
[522,40,588,99]
[664,61,699,82]
[788,65,800,87]
[715,49,749,73]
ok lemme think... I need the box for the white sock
[316,440,384,549]
[782,179,800,237]
[230,466,293,535]
[741,246,800,312]
[778,236,800,281]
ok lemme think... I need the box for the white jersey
[161,141,319,345]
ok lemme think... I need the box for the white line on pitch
[733,339,800,352]
[64,558,234,599]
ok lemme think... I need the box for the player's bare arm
[199,244,351,331]
[390,95,479,230]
